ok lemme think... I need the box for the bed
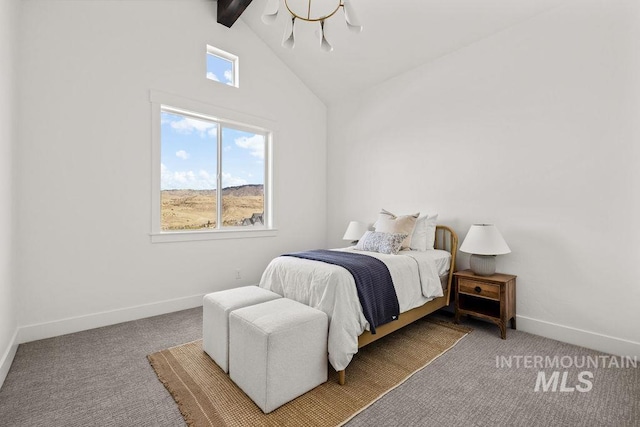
[259,225,458,385]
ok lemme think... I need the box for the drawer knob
[474,286,482,293]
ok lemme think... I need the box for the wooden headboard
[434,225,458,306]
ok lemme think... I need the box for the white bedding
[258,248,451,371]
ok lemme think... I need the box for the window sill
[150,228,278,243]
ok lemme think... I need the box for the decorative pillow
[375,208,399,224]
[375,209,438,251]
[355,231,408,255]
[373,210,419,250]
[411,213,439,251]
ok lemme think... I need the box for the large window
[150,92,274,242]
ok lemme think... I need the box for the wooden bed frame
[337,225,458,385]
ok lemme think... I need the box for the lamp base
[469,254,496,276]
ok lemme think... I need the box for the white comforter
[258,248,449,371]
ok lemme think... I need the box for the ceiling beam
[217,0,254,28]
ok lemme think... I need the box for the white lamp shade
[282,17,295,48]
[319,21,333,52]
[343,0,363,32]
[459,224,511,255]
[343,221,369,241]
[261,0,279,24]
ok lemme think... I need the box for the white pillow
[355,231,408,255]
[410,213,439,251]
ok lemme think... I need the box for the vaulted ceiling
[233,0,564,105]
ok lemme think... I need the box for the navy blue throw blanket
[281,249,399,334]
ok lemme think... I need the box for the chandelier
[261,0,363,52]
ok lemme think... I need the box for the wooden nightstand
[453,269,517,339]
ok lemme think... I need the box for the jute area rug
[148,318,470,427]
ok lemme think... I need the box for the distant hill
[161,184,263,197]
[222,184,264,197]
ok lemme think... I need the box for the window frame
[150,90,276,243]
[206,45,239,88]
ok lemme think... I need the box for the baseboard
[17,293,206,345]
[517,315,640,358]
[0,328,19,390]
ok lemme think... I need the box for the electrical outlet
[235,269,241,280]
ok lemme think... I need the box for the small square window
[206,45,238,88]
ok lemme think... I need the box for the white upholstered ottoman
[202,286,281,373]
[229,298,328,413]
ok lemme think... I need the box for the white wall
[327,0,640,354]
[16,0,326,339]
[0,0,18,386]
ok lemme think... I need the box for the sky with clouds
[206,53,234,85]
[160,111,265,190]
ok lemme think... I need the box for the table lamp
[459,224,511,276]
[342,221,369,245]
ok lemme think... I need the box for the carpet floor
[0,307,638,426]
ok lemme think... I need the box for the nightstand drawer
[458,279,500,300]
